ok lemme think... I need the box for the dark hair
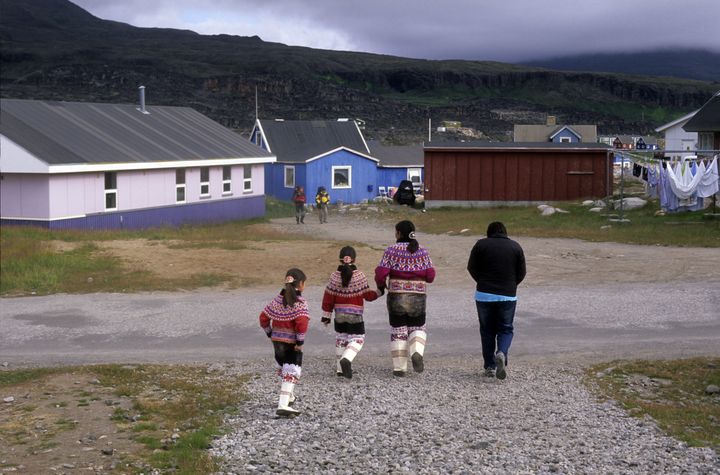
[395,220,419,253]
[282,268,306,307]
[486,221,507,237]
[337,246,357,287]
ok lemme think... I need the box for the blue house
[251,119,380,204]
[513,118,597,144]
[367,140,424,195]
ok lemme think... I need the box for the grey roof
[367,140,424,167]
[0,99,271,165]
[614,135,635,144]
[425,141,611,151]
[256,119,369,162]
[513,124,597,143]
[683,91,720,132]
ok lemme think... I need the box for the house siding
[551,129,581,143]
[2,195,265,230]
[378,167,424,191]
[306,150,377,204]
[0,173,50,219]
[265,163,306,201]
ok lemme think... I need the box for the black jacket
[467,233,526,297]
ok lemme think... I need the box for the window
[222,166,232,194]
[200,167,210,197]
[559,137,571,143]
[243,165,252,193]
[176,169,186,203]
[284,165,295,188]
[408,168,422,184]
[104,172,117,211]
[332,166,351,189]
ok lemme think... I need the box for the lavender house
[0,98,275,229]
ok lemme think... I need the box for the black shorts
[273,341,303,367]
[387,293,426,328]
[334,312,366,335]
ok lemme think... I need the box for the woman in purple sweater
[375,220,436,376]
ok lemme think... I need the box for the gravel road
[1,214,719,473]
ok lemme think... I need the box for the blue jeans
[475,300,516,369]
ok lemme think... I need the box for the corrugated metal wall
[425,149,611,202]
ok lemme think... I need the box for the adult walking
[467,221,526,380]
[375,220,435,376]
[292,186,306,224]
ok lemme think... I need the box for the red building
[423,142,613,207]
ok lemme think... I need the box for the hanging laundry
[659,164,679,212]
[697,157,719,198]
[632,163,642,177]
[666,160,703,199]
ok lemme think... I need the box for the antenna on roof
[137,86,150,115]
[255,85,258,122]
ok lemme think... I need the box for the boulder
[554,208,570,214]
[614,197,647,210]
[582,200,595,206]
[589,207,603,213]
[540,207,556,216]
[537,204,551,211]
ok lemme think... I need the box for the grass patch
[0,364,248,474]
[586,358,720,450]
[401,202,720,247]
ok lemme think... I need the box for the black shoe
[296,218,299,224]
[340,358,352,379]
[411,353,424,373]
[494,352,507,380]
[392,370,406,377]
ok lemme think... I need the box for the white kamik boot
[276,381,300,417]
[408,330,427,373]
[339,336,364,379]
[391,339,408,376]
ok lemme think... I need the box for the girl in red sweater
[321,246,381,379]
[259,268,310,416]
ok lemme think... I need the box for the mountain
[1,0,718,142]
[523,49,720,83]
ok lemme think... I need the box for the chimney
[546,115,556,126]
[137,86,149,114]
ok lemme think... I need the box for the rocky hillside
[1,0,717,142]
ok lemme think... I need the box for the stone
[600,225,612,230]
[589,207,603,213]
[614,197,647,210]
[89,378,101,385]
[101,448,114,456]
[582,200,595,206]
[594,200,607,208]
[459,228,470,234]
[554,208,570,214]
[541,207,556,216]
[1,362,8,367]
[705,385,720,395]
[3,396,14,403]
[537,204,550,211]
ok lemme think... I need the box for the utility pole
[255,85,259,122]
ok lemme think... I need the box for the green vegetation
[401,203,720,247]
[587,358,720,450]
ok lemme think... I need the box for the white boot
[391,339,408,376]
[335,342,346,376]
[340,336,364,379]
[276,381,300,417]
[408,330,427,373]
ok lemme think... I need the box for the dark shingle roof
[513,124,597,142]
[425,141,611,151]
[367,140,423,167]
[683,91,720,132]
[0,99,271,165]
[257,119,369,162]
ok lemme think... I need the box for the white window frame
[243,165,253,193]
[104,172,117,211]
[200,167,210,197]
[222,166,232,195]
[559,136,572,143]
[176,169,186,203]
[284,165,295,188]
[407,167,422,184]
[332,165,352,189]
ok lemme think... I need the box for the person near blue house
[292,186,306,224]
[315,186,330,224]
[466,221,526,380]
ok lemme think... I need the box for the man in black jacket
[467,222,526,380]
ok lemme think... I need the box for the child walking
[321,246,381,379]
[315,186,330,224]
[259,268,310,416]
[292,186,306,224]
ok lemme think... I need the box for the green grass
[587,358,720,450]
[402,202,720,247]
[1,364,248,474]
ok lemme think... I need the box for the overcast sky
[72,0,720,62]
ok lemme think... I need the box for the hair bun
[285,276,295,284]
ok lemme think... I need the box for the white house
[655,111,698,159]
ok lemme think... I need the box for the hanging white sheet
[666,160,703,199]
[697,157,719,198]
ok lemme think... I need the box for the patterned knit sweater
[322,269,380,319]
[375,242,436,294]
[259,293,310,346]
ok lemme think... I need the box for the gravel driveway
[1,214,719,473]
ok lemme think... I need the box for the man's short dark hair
[486,221,507,236]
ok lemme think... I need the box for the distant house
[250,119,378,203]
[0,98,274,229]
[655,110,698,159]
[367,140,424,194]
[613,135,636,149]
[513,116,598,144]
[683,91,720,152]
